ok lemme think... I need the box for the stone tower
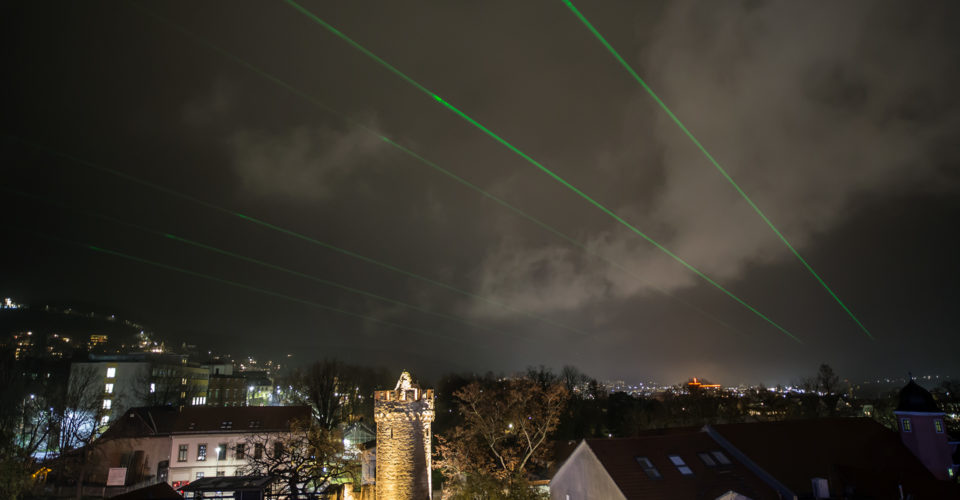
[374,371,435,499]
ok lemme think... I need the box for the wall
[550,442,627,500]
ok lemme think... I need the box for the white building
[93,405,310,488]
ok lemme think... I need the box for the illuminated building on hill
[687,377,721,390]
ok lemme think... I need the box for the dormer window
[901,418,912,432]
[934,419,943,433]
[220,420,233,430]
[669,455,694,476]
[710,451,731,465]
[698,452,717,467]
[635,456,661,479]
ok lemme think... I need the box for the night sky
[3,1,959,385]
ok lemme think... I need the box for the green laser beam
[8,135,587,337]
[127,1,743,336]
[561,0,871,340]
[18,228,461,344]
[163,234,517,338]
[282,0,800,343]
[1,186,515,340]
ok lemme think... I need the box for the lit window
[934,420,943,433]
[106,367,116,378]
[150,383,156,393]
[100,416,110,426]
[710,451,732,465]
[669,455,694,476]
[635,456,661,479]
[901,418,912,432]
[181,378,187,386]
[105,383,114,394]
[698,452,716,467]
[195,472,204,479]
[102,399,112,410]
[197,444,207,461]
[217,444,227,460]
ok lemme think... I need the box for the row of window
[900,418,944,433]
[192,471,227,480]
[176,442,282,462]
[634,450,731,479]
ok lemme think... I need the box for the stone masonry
[374,371,435,500]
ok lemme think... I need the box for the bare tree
[236,418,356,498]
[133,364,205,408]
[47,366,112,499]
[283,360,387,429]
[435,377,568,497]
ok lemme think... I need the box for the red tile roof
[585,432,779,500]
[102,405,311,439]
[710,418,959,499]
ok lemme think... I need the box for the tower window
[934,420,943,433]
[901,418,912,432]
[106,367,116,378]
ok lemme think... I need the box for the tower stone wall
[374,371,434,499]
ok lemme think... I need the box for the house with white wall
[93,405,310,488]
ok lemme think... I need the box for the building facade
[94,405,310,488]
[894,380,956,480]
[70,353,209,427]
[374,371,434,499]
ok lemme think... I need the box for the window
[197,443,207,461]
[254,443,264,459]
[181,378,187,386]
[668,455,694,476]
[901,418,912,432]
[178,444,188,462]
[106,367,116,378]
[102,399,112,410]
[216,471,226,477]
[934,420,944,433]
[149,383,156,393]
[635,456,661,479]
[217,443,227,460]
[104,383,114,394]
[698,452,717,467]
[273,441,283,458]
[220,421,233,430]
[236,444,246,460]
[710,451,731,465]
[100,415,110,426]
[195,472,204,479]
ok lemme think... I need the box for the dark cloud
[2,0,959,385]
